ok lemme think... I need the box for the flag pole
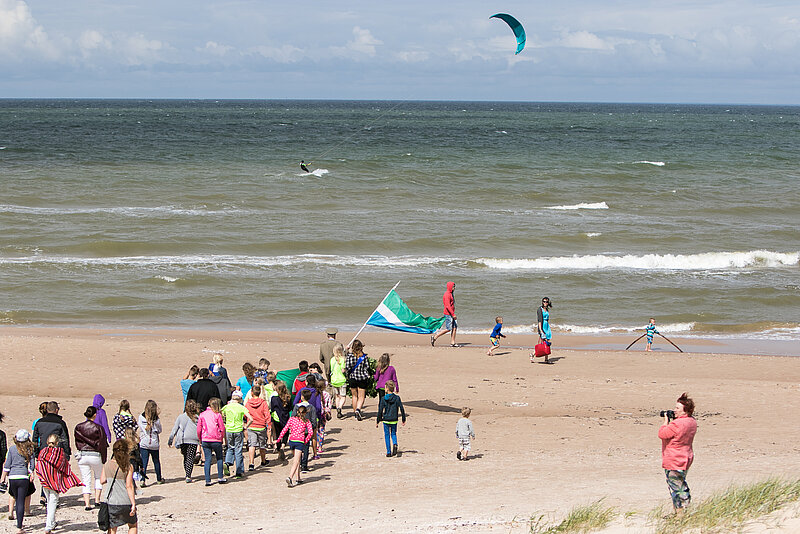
[346,281,401,349]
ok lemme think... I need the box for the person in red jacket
[245,385,271,471]
[431,281,458,347]
[658,392,697,514]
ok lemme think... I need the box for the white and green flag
[366,288,445,335]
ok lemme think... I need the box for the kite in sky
[490,13,526,55]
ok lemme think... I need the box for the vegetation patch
[529,500,617,534]
[653,477,800,534]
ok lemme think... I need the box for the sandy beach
[2,327,800,533]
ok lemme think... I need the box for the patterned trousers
[665,469,691,508]
[181,444,197,478]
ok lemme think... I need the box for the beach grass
[529,500,617,534]
[652,477,800,533]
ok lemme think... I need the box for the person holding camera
[658,392,697,514]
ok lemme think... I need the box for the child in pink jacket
[197,398,227,486]
[277,406,312,488]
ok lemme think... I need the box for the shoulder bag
[97,468,119,531]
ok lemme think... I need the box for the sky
[2,0,800,103]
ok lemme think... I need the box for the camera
[660,410,676,421]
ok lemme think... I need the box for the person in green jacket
[329,343,348,419]
[221,391,251,478]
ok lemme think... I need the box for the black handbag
[97,468,118,531]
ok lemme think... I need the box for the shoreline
[1,325,797,357]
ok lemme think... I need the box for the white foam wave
[299,169,329,177]
[156,275,179,283]
[545,202,609,210]
[0,204,244,217]
[633,160,666,166]
[461,322,696,336]
[585,232,602,238]
[0,254,451,269]
[477,250,800,271]
[557,322,696,334]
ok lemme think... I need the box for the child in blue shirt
[645,317,659,351]
[487,316,506,356]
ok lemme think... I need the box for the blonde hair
[209,397,222,412]
[124,427,139,444]
[461,407,471,418]
[213,353,224,364]
[333,343,345,359]
[378,353,390,372]
[143,400,160,431]
[385,380,395,393]
[15,437,35,460]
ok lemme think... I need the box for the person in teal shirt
[236,363,256,398]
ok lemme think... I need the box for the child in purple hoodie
[92,395,112,444]
[374,353,399,405]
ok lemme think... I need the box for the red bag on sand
[534,343,551,357]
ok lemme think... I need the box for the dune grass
[529,500,617,534]
[653,477,800,534]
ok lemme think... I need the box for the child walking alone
[487,316,506,356]
[456,407,475,461]
[375,381,406,457]
[645,317,659,351]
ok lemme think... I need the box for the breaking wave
[477,250,799,271]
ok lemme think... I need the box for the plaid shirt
[346,352,371,381]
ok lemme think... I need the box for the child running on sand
[487,316,506,356]
[645,318,659,351]
[376,380,406,457]
[456,407,475,461]
[278,406,313,488]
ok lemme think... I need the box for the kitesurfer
[300,160,310,173]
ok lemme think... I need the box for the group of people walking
[1,322,697,532]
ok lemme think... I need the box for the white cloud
[346,26,382,56]
[395,49,429,63]
[78,30,111,57]
[252,44,304,63]
[198,41,234,57]
[120,33,164,66]
[558,30,614,51]
[0,0,58,61]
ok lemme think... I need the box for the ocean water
[1,99,798,340]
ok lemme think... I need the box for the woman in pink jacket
[658,392,697,513]
[196,398,227,486]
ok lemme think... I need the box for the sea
[1,99,798,343]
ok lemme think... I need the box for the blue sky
[2,0,800,103]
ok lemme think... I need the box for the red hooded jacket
[443,282,455,317]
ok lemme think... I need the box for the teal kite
[490,13,526,55]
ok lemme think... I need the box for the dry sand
[1,327,799,533]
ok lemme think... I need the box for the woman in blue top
[533,297,553,364]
